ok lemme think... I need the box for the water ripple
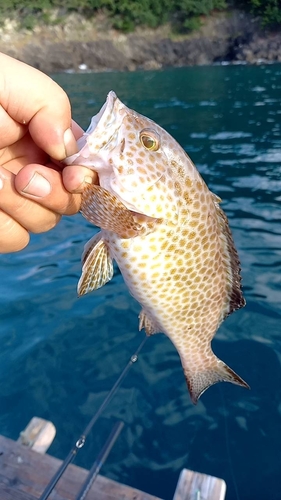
[1,64,281,500]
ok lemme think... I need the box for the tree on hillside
[0,0,280,30]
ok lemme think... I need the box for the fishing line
[219,385,241,500]
[39,335,147,500]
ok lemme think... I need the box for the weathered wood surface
[17,417,56,454]
[173,468,226,500]
[0,435,162,500]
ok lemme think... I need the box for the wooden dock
[0,418,226,500]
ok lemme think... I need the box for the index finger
[0,53,77,160]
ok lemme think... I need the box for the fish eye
[140,129,160,151]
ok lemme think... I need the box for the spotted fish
[65,91,249,404]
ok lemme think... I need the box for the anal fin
[139,310,160,336]
[78,232,113,296]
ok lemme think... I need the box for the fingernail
[71,176,94,193]
[64,128,78,157]
[0,176,3,190]
[84,175,93,185]
[22,172,51,197]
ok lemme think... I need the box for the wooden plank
[0,485,35,500]
[17,417,56,454]
[0,435,162,500]
[173,468,226,500]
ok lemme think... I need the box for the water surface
[1,64,281,500]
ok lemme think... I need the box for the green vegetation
[240,0,281,27]
[0,0,280,32]
[0,0,226,32]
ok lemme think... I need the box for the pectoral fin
[78,232,114,296]
[80,185,143,238]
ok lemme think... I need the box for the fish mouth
[64,90,120,166]
[85,90,118,137]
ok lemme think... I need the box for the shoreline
[1,9,281,73]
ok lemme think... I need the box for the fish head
[65,91,184,221]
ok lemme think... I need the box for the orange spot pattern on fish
[66,91,248,404]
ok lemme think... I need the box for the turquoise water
[1,64,281,499]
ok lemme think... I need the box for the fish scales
[65,91,249,404]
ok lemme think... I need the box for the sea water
[0,64,280,500]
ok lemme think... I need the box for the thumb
[62,165,99,193]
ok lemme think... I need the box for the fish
[65,91,249,404]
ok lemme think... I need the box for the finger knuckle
[0,215,30,253]
[32,213,61,234]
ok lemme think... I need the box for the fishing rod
[75,421,124,500]
[39,335,147,500]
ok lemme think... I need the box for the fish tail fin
[183,356,250,405]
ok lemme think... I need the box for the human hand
[0,53,97,253]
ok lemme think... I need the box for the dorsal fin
[212,195,246,317]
